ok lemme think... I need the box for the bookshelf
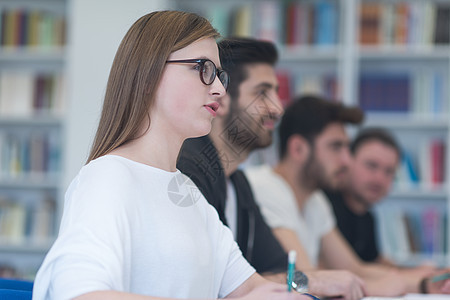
[0,0,66,278]
[171,0,450,267]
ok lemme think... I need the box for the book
[0,72,34,116]
[359,73,410,112]
[434,5,450,44]
[430,139,445,185]
[276,71,291,107]
[314,1,338,45]
[359,2,382,44]
[231,4,251,37]
[30,198,56,243]
[256,1,281,44]
[394,3,409,44]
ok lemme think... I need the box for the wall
[63,0,169,192]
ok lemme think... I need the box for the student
[326,128,450,294]
[246,95,449,296]
[325,127,401,265]
[177,38,366,300]
[32,11,309,300]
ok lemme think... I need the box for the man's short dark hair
[218,37,278,101]
[351,127,401,158]
[278,94,364,159]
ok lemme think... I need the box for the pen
[287,250,296,292]
[431,272,450,283]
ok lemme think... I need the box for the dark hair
[88,11,219,163]
[278,94,364,159]
[218,37,278,101]
[351,127,401,158]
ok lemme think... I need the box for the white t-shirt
[245,164,335,266]
[33,155,255,300]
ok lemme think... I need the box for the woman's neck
[110,125,184,172]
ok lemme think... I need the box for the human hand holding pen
[422,270,450,294]
[285,250,321,300]
[305,269,366,300]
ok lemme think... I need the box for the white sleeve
[35,162,134,299]
[314,190,336,235]
[246,168,299,231]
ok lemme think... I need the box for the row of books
[397,139,446,189]
[209,1,339,46]
[360,2,450,46]
[0,8,66,48]
[276,71,338,107]
[0,72,65,117]
[0,197,56,245]
[276,70,449,115]
[0,132,60,179]
[377,206,447,262]
[206,1,450,47]
[358,71,448,115]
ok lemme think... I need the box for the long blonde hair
[87,11,219,163]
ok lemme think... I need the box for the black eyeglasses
[165,58,229,91]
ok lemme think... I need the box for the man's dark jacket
[177,136,287,274]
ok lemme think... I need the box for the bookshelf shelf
[0,241,54,255]
[280,45,341,62]
[364,114,450,129]
[359,45,450,60]
[0,178,59,190]
[0,48,66,63]
[0,116,63,126]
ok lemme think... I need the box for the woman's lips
[204,102,219,117]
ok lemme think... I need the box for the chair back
[0,278,33,300]
[0,289,32,300]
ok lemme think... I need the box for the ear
[287,134,310,163]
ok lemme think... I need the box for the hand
[305,269,366,300]
[397,265,437,293]
[238,282,312,300]
[365,269,408,297]
[423,269,450,294]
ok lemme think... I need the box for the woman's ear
[287,134,310,163]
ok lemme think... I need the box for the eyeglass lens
[218,71,229,90]
[202,60,216,85]
[201,60,228,90]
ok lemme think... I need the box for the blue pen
[431,272,450,283]
[287,250,296,292]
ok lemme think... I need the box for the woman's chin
[188,124,212,139]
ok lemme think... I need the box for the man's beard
[301,151,347,191]
[221,101,274,156]
[301,154,321,191]
[352,190,373,210]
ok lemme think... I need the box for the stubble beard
[222,102,274,156]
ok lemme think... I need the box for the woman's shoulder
[69,155,137,197]
[84,154,134,171]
